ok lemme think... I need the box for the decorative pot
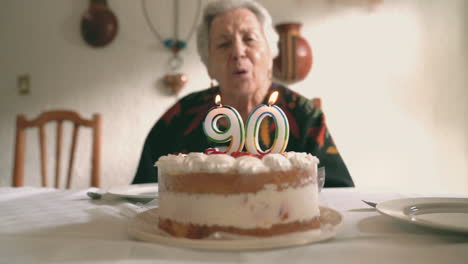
[81,0,118,47]
[273,23,313,84]
[164,73,188,94]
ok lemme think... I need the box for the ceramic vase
[273,23,313,84]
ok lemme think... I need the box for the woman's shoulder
[274,83,319,116]
[178,87,216,106]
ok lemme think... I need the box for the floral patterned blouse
[133,83,354,187]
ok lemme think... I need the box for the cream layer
[158,183,319,229]
[156,152,320,174]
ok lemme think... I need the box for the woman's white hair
[196,0,279,69]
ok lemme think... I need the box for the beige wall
[1,0,466,194]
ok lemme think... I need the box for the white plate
[107,183,159,199]
[376,197,468,233]
[128,206,343,250]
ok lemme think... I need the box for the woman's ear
[207,62,214,80]
[206,65,216,87]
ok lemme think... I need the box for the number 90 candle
[245,91,289,155]
[203,94,245,154]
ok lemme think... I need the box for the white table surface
[1,186,467,264]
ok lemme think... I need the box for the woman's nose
[232,40,246,60]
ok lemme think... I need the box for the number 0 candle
[245,91,289,155]
[203,94,245,154]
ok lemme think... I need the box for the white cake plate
[127,206,343,251]
[376,197,468,233]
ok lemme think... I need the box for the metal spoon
[86,191,155,205]
[362,200,377,208]
[87,191,103,200]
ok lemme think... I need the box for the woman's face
[208,8,273,96]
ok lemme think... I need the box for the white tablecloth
[0,187,467,264]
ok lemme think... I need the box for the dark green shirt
[133,83,354,187]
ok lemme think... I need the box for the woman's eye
[217,42,230,48]
[244,36,256,44]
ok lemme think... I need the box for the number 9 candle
[203,94,245,154]
[245,91,289,155]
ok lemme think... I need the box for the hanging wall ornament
[273,23,313,84]
[141,0,201,95]
[81,0,118,47]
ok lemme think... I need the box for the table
[1,187,467,264]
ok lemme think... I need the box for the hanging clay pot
[164,73,188,94]
[273,23,313,84]
[81,0,118,47]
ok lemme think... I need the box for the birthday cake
[155,151,321,239]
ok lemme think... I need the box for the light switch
[18,74,30,95]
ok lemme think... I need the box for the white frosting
[202,154,236,173]
[234,156,270,174]
[155,154,186,174]
[155,152,319,174]
[158,183,319,228]
[286,152,320,168]
[183,153,207,172]
[262,154,292,171]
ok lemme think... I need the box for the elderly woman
[133,0,354,187]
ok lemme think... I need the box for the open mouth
[233,70,248,76]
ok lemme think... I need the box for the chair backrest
[12,110,101,189]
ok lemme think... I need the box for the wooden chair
[12,110,101,188]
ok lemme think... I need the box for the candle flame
[215,94,221,105]
[268,91,279,105]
